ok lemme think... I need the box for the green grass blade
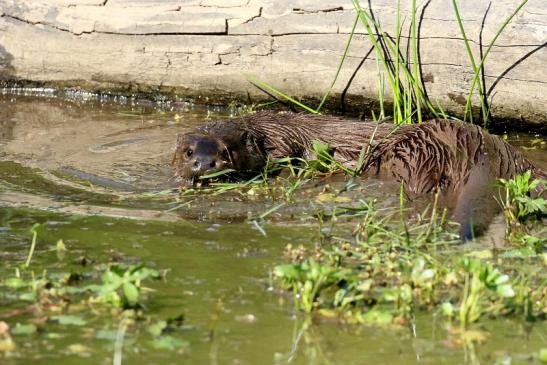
[411,0,422,123]
[466,0,529,127]
[451,0,486,123]
[243,72,319,114]
[315,12,361,112]
[199,168,236,179]
[351,0,403,121]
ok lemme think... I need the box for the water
[0,94,545,365]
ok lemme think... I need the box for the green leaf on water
[19,292,36,302]
[441,302,454,317]
[101,270,122,287]
[539,348,547,363]
[273,264,301,280]
[5,277,26,289]
[147,321,167,337]
[50,315,87,326]
[360,309,393,325]
[123,282,139,306]
[97,291,122,307]
[129,266,160,281]
[67,343,90,355]
[496,284,515,298]
[11,324,37,335]
[46,333,63,339]
[150,335,189,350]
[56,239,67,252]
[95,330,118,341]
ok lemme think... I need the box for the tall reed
[244,0,528,128]
[451,0,529,127]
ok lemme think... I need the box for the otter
[173,112,394,184]
[173,111,544,239]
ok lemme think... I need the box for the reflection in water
[283,318,335,365]
[0,118,15,141]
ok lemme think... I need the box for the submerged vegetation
[264,157,546,329]
[273,196,545,327]
[0,224,189,357]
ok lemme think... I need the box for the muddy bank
[0,0,546,129]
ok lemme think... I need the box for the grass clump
[0,228,189,356]
[244,0,529,127]
[451,0,529,126]
[273,197,546,329]
[3,263,162,311]
[86,264,161,309]
[245,0,443,125]
[496,171,546,247]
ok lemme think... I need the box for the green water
[0,93,546,364]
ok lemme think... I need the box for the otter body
[173,112,543,239]
[173,112,393,184]
[361,119,540,194]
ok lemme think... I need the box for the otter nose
[192,157,218,172]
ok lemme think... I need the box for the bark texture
[0,0,545,127]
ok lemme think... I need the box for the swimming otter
[173,112,394,185]
[173,111,544,239]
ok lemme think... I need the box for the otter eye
[186,148,193,157]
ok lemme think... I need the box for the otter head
[172,133,233,185]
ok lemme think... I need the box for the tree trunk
[0,0,545,129]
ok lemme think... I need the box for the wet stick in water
[23,223,40,268]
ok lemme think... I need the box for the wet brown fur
[361,119,542,194]
[173,112,394,181]
[174,112,544,238]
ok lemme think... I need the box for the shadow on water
[0,44,17,140]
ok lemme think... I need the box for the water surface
[0,93,545,365]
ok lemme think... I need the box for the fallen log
[0,0,545,129]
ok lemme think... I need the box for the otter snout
[173,133,232,184]
[191,154,225,175]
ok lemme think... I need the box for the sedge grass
[243,0,529,129]
[452,0,529,127]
